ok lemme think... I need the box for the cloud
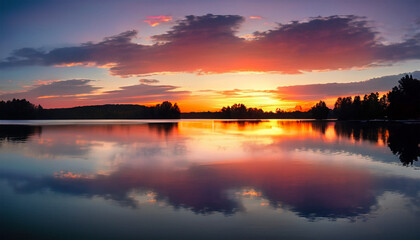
[249,16,262,19]
[0,79,100,100]
[0,79,190,108]
[144,15,172,27]
[1,15,419,76]
[88,83,190,104]
[274,71,420,101]
[139,78,160,84]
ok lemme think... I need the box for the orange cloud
[144,15,172,27]
[249,16,262,19]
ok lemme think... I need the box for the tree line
[310,75,420,120]
[0,100,180,119]
[1,75,418,120]
[182,104,311,119]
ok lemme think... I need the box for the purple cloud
[0,79,190,108]
[0,15,419,76]
[274,71,420,101]
[0,79,100,100]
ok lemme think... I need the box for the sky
[0,0,419,112]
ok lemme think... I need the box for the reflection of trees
[220,120,263,130]
[0,125,41,142]
[388,124,420,166]
[311,121,328,134]
[310,101,330,120]
[334,122,420,166]
[148,123,179,136]
[334,122,387,144]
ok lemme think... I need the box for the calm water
[1,120,419,240]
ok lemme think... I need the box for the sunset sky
[1,0,419,112]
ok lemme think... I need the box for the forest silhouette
[0,100,180,119]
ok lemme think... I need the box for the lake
[1,120,419,240]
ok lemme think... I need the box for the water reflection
[333,122,420,165]
[0,120,419,222]
[388,124,420,166]
[0,125,41,142]
[3,158,420,218]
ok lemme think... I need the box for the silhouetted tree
[154,101,181,119]
[352,96,362,120]
[219,103,312,119]
[310,101,330,119]
[333,97,353,120]
[387,75,420,119]
[221,106,232,118]
[0,99,181,119]
[361,92,386,119]
[221,104,248,118]
[230,104,247,118]
[0,99,43,119]
[333,93,387,120]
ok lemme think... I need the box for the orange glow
[242,190,262,197]
[144,15,173,27]
[54,62,116,68]
[240,34,257,40]
[249,16,262,19]
[54,171,92,179]
[26,90,385,112]
[54,62,85,67]
[37,95,60,99]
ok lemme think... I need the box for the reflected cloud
[0,123,181,160]
[2,159,420,219]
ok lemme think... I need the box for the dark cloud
[0,15,419,75]
[139,78,160,84]
[274,71,420,101]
